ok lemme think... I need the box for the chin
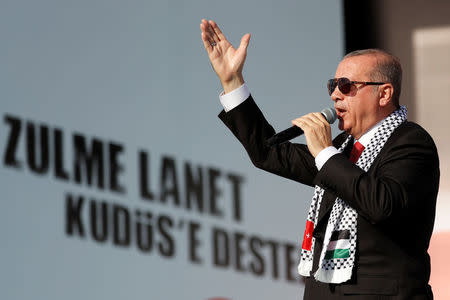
[338,119,352,134]
[338,119,345,131]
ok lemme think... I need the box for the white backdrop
[0,0,343,299]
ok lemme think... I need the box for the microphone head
[321,107,337,124]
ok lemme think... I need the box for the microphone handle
[266,126,304,146]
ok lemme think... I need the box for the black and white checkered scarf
[298,105,408,283]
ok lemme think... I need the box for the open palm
[200,19,250,92]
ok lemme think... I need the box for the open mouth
[335,107,346,118]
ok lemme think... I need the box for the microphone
[266,107,337,146]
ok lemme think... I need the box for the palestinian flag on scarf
[324,230,350,259]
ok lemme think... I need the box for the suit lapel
[315,137,354,228]
[315,191,336,228]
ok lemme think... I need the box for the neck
[353,107,397,139]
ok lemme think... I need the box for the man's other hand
[200,19,250,94]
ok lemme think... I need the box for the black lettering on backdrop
[2,113,301,283]
[212,227,230,268]
[90,200,108,242]
[266,240,280,280]
[74,134,105,190]
[54,128,69,180]
[26,122,49,174]
[136,211,153,252]
[160,156,180,206]
[109,143,125,193]
[138,151,244,222]
[234,231,246,272]
[65,192,176,257]
[3,115,70,181]
[4,115,22,168]
[157,215,175,257]
[188,221,202,264]
[113,204,131,247]
[185,162,204,213]
[249,235,265,276]
[227,173,244,222]
[13,115,125,191]
[73,135,125,193]
[208,168,223,217]
[66,193,85,237]
[139,150,155,201]
[210,227,297,282]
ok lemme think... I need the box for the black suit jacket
[219,96,439,299]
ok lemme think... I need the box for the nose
[330,87,342,102]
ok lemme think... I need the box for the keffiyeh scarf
[298,105,407,283]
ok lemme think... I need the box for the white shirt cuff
[219,83,250,112]
[315,146,340,170]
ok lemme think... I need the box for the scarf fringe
[298,259,312,277]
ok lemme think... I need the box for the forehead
[334,55,377,80]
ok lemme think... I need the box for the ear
[378,83,394,107]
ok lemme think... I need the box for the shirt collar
[356,118,385,147]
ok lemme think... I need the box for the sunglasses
[327,77,386,96]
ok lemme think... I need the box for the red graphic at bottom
[301,220,314,251]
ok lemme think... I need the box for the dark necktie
[349,141,365,163]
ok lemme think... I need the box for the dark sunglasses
[327,77,386,96]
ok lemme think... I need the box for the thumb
[237,33,251,53]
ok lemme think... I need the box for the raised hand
[200,19,251,93]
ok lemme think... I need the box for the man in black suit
[200,19,439,299]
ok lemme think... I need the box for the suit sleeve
[314,123,440,224]
[218,95,318,186]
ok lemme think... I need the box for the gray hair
[344,49,402,107]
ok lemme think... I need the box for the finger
[209,20,226,42]
[201,31,213,52]
[292,115,323,132]
[304,113,328,126]
[207,20,220,42]
[312,112,328,123]
[237,33,251,54]
[200,19,210,35]
[200,20,214,41]
[291,118,308,130]
[207,20,220,43]
[200,21,217,51]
